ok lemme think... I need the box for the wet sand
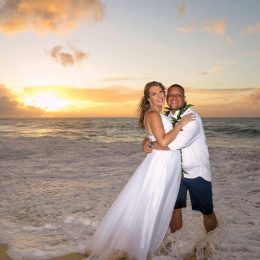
[0,244,197,260]
[0,245,11,260]
[0,244,85,260]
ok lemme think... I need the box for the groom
[143,84,217,233]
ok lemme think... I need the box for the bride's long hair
[137,81,165,129]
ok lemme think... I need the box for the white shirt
[168,108,212,181]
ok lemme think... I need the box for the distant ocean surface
[0,117,260,259]
[0,117,259,147]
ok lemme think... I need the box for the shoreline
[0,244,197,260]
[0,244,85,260]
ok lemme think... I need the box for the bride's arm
[146,112,194,148]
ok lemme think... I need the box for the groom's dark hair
[168,84,185,96]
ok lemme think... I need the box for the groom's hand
[143,138,153,153]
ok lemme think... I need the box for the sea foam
[0,118,259,259]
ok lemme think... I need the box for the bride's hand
[178,113,196,127]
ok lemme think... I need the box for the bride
[85,81,195,259]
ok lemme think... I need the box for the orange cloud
[244,22,260,34]
[23,85,142,103]
[202,20,227,35]
[186,88,260,117]
[237,88,260,103]
[1,84,259,118]
[49,45,87,66]
[0,84,43,117]
[177,20,228,37]
[0,0,104,34]
[0,84,142,118]
[20,85,142,117]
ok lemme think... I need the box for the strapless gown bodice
[146,113,173,142]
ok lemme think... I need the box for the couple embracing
[84,81,217,259]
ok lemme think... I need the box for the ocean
[0,118,259,259]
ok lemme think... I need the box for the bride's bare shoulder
[145,112,161,129]
[145,111,160,119]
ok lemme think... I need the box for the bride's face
[148,86,165,106]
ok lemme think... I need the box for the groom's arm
[143,115,201,152]
[168,116,201,150]
[143,138,169,153]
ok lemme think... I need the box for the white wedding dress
[85,114,181,259]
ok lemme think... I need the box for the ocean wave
[237,128,260,136]
[213,126,260,137]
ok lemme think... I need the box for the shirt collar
[169,110,180,118]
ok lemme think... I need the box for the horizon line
[0,116,259,119]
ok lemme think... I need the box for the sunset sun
[22,92,70,112]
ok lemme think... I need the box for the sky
[0,0,259,118]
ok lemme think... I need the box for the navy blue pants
[174,177,214,215]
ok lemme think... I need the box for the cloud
[0,84,142,118]
[202,20,227,35]
[237,88,260,104]
[177,20,228,37]
[1,84,259,118]
[175,1,187,17]
[49,45,87,66]
[244,22,260,35]
[0,85,18,114]
[177,25,194,33]
[102,75,151,82]
[239,49,260,57]
[200,65,223,76]
[18,85,143,117]
[23,85,142,103]
[0,0,104,33]
[0,84,43,117]
[185,87,260,117]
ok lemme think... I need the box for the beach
[0,118,259,259]
[0,244,85,260]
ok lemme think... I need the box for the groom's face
[167,87,186,111]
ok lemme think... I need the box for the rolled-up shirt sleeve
[168,118,201,150]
